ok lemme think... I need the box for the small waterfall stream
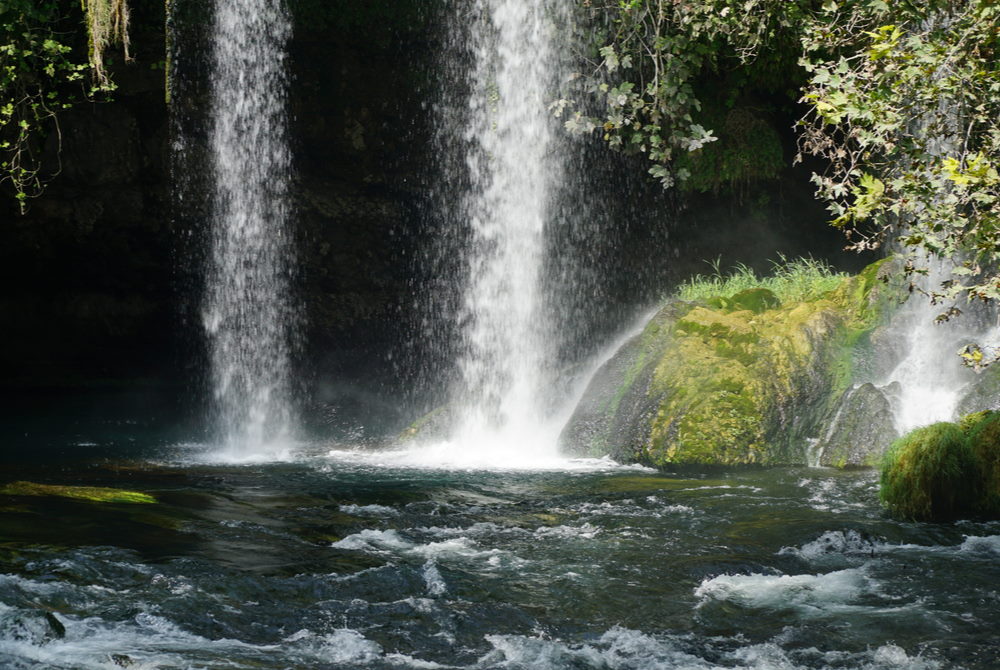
[202,0,297,456]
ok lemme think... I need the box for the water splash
[202,0,297,456]
[448,0,570,458]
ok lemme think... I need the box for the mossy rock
[879,423,978,521]
[879,411,1000,521]
[963,411,1000,516]
[704,288,781,314]
[399,405,455,442]
[562,259,901,467]
[0,481,156,504]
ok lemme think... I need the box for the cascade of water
[449,0,570,455]
[202,0,297,456]
[879,259,998,434]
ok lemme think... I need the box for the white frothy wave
[479,626,939,670]
[331,529,524,568]
[694,568,875,613]
[341,503,400,517]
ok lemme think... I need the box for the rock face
[561,260,896,467]
[816,382,899,467]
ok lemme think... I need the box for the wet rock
[956,365,1000,416]
[817,383,898,467]
[0,610,66,645]
[110,653,137,667]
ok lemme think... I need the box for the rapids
[1,406,997,669]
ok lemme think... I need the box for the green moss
[729,288,782,313]
[963,412,1000,516]
[645,293,849,465]
[0,481,156,504]
[564,257,902,467]
[879,423,976,521]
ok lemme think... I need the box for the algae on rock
[561,258,898,467]
[0,481,156,504]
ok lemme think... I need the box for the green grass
[674,256,847,305]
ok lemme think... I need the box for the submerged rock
[561,259,898,467]
[817,383,898,467]
[880,412,1000,521]
[0,481,156,504]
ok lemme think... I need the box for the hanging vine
[0,0,130,212]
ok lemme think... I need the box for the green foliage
[880,410,1000,521]
[675,256,847,305]
[797,0,1000,305]
[1,0,128,211]
[562,0,810,188]
[879,422,976,521]
[674,105,785,195]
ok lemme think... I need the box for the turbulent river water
[1,395,998,670]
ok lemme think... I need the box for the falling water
[202,0,296,455]
[447,0,570,456]
[879,259,999,434]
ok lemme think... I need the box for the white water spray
[450,0,569,457]
[203,0,297,456]
[880,259,998,434]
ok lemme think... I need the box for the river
[1,394,997,669]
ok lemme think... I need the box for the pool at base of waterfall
[1,436,998,670]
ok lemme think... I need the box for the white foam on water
[421,560,448,597]
[283,628,383,665]
[324,445,652,473]
[341,504,400,517]
[694,568,875,614]
[331,529,414,553]
[332,529,524,568]
[479,626,940,670]
[958,534,1000,556]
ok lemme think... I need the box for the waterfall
[202,0,297,456]
[447,0,569,458]
[879,259,999,434]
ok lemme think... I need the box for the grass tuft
[675,255,847,305]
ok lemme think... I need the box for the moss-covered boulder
[560,259,897,467]
[706,287,781,313]
[879,411,1000,521]
[879,423,976,521]
[962,411,1000,517]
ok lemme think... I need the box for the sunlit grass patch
[675,256,847,305]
